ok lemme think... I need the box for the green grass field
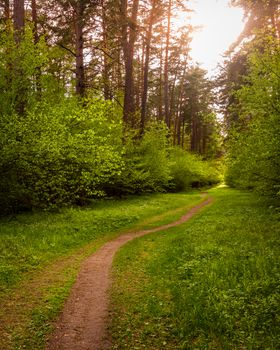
[111,187,280,349]
[0,191,202,349]
[0,192,202,293]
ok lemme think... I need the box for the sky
[187,0,245,75]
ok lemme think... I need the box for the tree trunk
[164,0,171,128]
[140,0,156,134]
[102,1,111,99]
[31,0,42,96]
[4,0,10,21]
[191,113,198,152]
[158,40,164,119]
[13,0,25,115]
[13,0,24,40]
[122,0,140,126]
[75,1,85,97]
[176,61,187,145]
[31,0,39,43]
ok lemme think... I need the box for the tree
[140,0,158,133]
[13,0,24,37]
[225,35,280,199]
[122,0,140,126]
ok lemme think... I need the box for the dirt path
[46,196,212,350]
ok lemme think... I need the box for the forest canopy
[0,0,279,213]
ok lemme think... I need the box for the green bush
[168,148,221,191]
[0,99,124,213]
[104,121,171,196]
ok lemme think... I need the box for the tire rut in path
[46,196,212,350]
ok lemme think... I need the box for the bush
[0,99,124,213]
[168,148,221,192]
[104,121,171,196]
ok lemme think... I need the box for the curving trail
[46,196,212,350]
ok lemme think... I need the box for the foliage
[0,99,124,213]
[104,121,221,197]
[168,148,221,192]
[103,121,171,195]
[0,25,66,116]
[111,187,280,349]
[225,36,280,200]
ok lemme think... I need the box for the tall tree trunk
[190,118,196,152]
[164,0,171,127]
[135,51,141,111]
[169,65,179,130]
[181,118,185,148]
[75,1,85,97]
[31,0,42,96]
[4,0,10,21]
[31,0,39,43]
[13,0,24,41]
[158,41,164,119]
[122,0,139,126]
[176,61,187,145]
[102,0,110,99]
[140,0,156,134]
[202,123,207,156]
[13,0,25,115]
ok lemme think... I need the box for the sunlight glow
[187,0,244,75]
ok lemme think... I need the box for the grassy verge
[0,191,202,349]
[111,187,280,349]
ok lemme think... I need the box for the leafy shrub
[168,148,221,191]
[105,121,171,196]
[0,99,124,213]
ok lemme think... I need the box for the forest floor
[46,195,212,350]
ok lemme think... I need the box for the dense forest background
[0,0,279,214]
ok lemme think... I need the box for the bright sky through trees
[188,0,244,74]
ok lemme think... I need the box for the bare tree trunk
[31,0,42,96]
[31,0,39,43]
[13,0,24,40]
[169,65,179,130]
[191,114,197,152]
[176,61,187,145]
[122,0,140,126]
[202,123,207,156]
[158,41,164,119]
[164,0,171,127]
[181,118,185,148]
[102,0,111,99]
[75,1,85,97]
[140,0,156,134]
[4,0,10,21]
[13,0,25,115]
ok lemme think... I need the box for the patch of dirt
[46,196,212,350]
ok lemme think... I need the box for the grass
[111,187,280,349]
[0,191,202,349]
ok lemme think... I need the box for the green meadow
[111,187,280,349]
[0,191,202,349]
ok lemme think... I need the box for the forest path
[46,195,213,350]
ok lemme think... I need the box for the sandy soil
[46,196,212,350]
